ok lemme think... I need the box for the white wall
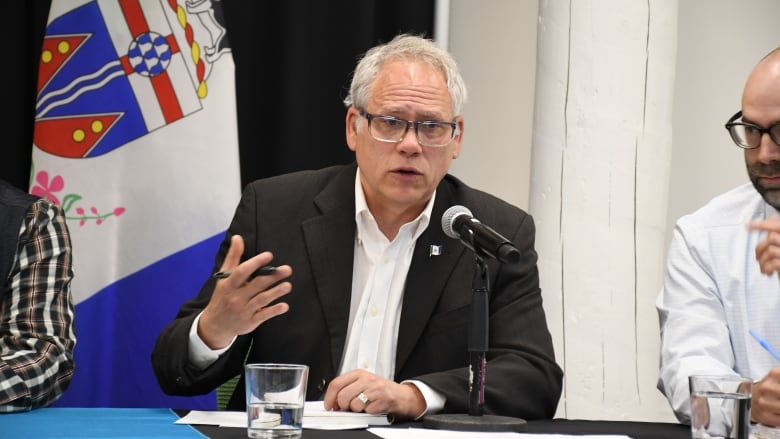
[447,0,537,210]
[445,0,780,423]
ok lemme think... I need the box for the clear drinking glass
[245,363,309,438]
[689,374,752,439]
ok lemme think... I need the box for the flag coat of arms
[31,0,240,408]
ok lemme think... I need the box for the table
[0,407,690,438]
[193,417,690,439]
[525,419,689,439]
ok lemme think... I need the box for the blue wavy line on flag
[54,232,227,409]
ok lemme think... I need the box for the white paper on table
[367,427,632,439]
[175,401,390,430]
[175,410,245,427]
[301,401,391,430]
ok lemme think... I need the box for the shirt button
[362,360,370,369]
[370,308,378,317]
[383,255,390,264]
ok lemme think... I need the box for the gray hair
[343,34,468,116]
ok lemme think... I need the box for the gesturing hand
[198,235,292,349]
[749,216,780,276]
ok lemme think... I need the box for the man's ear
[346,109,359,152]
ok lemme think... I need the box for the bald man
[657,47,780,426]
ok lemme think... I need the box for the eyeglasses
[359,109,458,148]
[725,111,780,149]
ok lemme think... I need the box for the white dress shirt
[340,171,429,377]
[339,170,445,415]
[657,182,780,423]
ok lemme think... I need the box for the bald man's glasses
[359,109,458,148]
[725,111,780,149]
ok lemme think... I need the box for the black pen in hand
[212,265,278,280]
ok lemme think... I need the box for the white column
[433,0,450,50]
[530,0,678,421]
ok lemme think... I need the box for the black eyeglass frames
[725,111,780,149]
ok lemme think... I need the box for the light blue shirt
[657,183,780,423]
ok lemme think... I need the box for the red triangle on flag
[34,113,121,158]
[37,34,89,94]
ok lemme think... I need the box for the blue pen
[749,329,780,362]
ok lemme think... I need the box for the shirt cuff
[188,312,236,370]
[402,380,446,419]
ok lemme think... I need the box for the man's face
[345,60,463,217]
[743,58,780,209]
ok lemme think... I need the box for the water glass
[689,374,752,439]
[245,363,309,438]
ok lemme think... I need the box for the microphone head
[441,205,473,239]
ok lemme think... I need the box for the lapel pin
[429,245,442,256]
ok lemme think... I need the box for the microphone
[441,205,521,264]
[425,206,529,432]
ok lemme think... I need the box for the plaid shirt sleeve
[0,199,75,412]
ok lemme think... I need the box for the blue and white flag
[31,0,240,408]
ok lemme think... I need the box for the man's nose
[396,124,423,153]
[757,132,780,162]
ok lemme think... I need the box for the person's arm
[403,380,445,417]
[739,217,780,426]
[657,220,736,424]
[0,200,75,412]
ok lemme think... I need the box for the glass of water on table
[245,363,309,438]
[689,374,752,439]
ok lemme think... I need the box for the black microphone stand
[422,231,527,432]
[468,254,489,416]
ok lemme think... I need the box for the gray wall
[447,0,537,209]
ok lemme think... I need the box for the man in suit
[152,34,562,420]
[0,178,75,411]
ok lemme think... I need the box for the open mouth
[393,167,421,176]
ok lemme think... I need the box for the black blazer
[0,179,37,282]
[152,162,562,419]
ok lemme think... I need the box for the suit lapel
[302,165,357,373]
[395,183,466,373]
